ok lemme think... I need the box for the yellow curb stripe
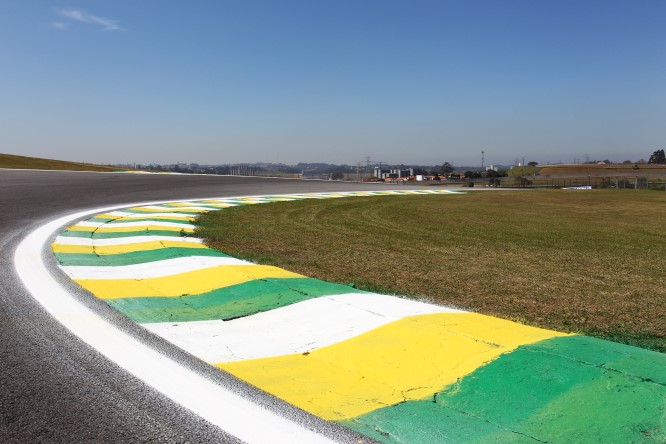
[96,213,196,221]
[193,203,238,208]
[52,240,206,255]
[126,207,209,213]
[218,312,568,421]
[166,202,215,207]
[66,225,195,233]
[74,264,304,299]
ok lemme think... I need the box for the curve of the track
[0,169,405,443]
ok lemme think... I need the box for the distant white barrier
[562,186,592,190]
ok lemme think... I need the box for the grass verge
[0,153,130,172]
[197,190,666,352]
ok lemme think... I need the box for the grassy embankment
[540,163,666,176]
[0,153,130,172]
[500,164,666,189]
[197,190,665,352]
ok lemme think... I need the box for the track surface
[0,170,404,443]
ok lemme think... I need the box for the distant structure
[229,164,255,176]
[373,167,414,179]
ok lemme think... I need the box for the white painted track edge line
[14,198,341,444]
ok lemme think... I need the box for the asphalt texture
[0,169,400,443]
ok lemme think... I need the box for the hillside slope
[0,153,130,172]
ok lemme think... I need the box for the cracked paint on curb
[52,190,666,443]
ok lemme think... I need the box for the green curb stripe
[125,209,202,215]
[58,230,100,238]
[208,201,258,206]
[58,229,194,239]
[97,217,195,225]
[342,403,528,444]
[54,247,230,266]
[86,217,117,223]
[105,277,364,323]
[161,204,222,210]
[341,335,666,443]
[529,333,666,383]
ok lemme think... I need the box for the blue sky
[1,1,665,166]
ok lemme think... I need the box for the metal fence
[466,176,666,190]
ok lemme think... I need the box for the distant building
[373,167,414,179]
[229,164,255,176]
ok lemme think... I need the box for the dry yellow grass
[198,190,666,352]
[540,163,666,176]
[0,153,130,172]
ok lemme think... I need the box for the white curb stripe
[99,210,136,217]
[53,235,204,246]
[73,220,196,229]
[144,293,462,363]
[175,201,240,207]
[101,211,196,219]
[133,205,214,212]
[59,256,254,280]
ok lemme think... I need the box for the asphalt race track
[0,169,399,443]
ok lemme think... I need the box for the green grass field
[197,190,666,352]
[0,153,129,172]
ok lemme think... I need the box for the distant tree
[441,162,454,174]
[483,169,502,178]
[517,177,532,187]
[488,177,501,188]
[648,149,665,164]
[527,161,539,167]
[622,160,632,164]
